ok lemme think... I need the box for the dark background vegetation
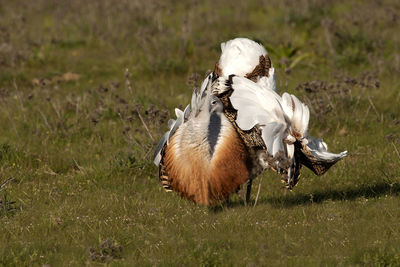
[0,0,399,265]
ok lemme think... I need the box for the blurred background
[1,0,400,265]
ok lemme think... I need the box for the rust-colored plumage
[162,115,250,205]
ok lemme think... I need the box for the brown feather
[163,123,250,205]
[245,55,271,82]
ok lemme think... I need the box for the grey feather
[190,73,214,117]
[168,119,175,128]
[168,113,183,144]
[153,132,169,166]
[153,107,187,166]
[207,96,223,156]
[183,104,191,121]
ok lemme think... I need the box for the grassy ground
[0,0,400,265]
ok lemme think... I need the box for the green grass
[0,0,400,265]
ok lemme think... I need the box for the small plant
[89,239,123,263]
[0,178,17,217]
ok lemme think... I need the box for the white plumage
[219,38,268,78]
[217,38,277,92]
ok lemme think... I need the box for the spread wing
[228,76,288,158]
[298,136,348,176]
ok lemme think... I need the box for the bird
[154,38,347,205]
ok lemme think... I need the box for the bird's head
[208,95,223,114]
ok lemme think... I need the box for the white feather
[167,119,175,128]
[286,143,295,159]
[183,104,191,121]
[281,93,310,137]
[153,132,168,165]
[218,38,277,92]
[281,93,294,120]
[229,76,287,157]
[305,136,348,161]
[256,67,277,92]
[219,38,267,78]
[168,108,184,144]
[291,94,307,134]
[301,103,310,135]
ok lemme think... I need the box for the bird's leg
[253,176,263,207]
[245,178,253,205]
[237,178,251,206]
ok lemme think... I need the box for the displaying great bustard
[154,38,347,205]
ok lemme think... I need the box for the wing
[298,136,348,175]
[280,92,347,175]
[228,76,288,157]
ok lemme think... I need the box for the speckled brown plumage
[245,55,272,82]
[295,142,340,176]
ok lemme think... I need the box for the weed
[89,239,123,263]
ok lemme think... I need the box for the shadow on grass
[265,181,400,208]
[209,181,400,212]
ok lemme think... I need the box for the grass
[0,0,400,265]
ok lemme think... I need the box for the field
[1,0,400,265]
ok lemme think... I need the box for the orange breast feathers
[163,119,250,205]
